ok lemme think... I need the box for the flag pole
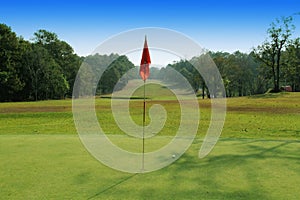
[139,35,150,172]
[142,79,146,171]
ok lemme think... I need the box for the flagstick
[142,79,146,171]
[140,35,150,172]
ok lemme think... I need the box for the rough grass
[0,88,300,199]
[1,92,299,139]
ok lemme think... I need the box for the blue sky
[0,0,299,56]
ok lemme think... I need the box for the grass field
[0,87,300,199]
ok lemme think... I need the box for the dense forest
[0,16,299,102]
[0,24,134,101]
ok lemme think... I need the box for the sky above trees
[0,0,299,56]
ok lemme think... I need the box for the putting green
[1,135,299,199]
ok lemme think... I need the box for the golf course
[1,87,299,199]
[1,0,300,199]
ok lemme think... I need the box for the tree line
[0,24,134,101]
[0,25,82,101]
[0,15,299,101]
[150,16,300,97]
[152,51,259,98]
[73,53,135,97]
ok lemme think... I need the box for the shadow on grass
[161,139,300,199]
[101,96,150,100]
[87,139,300,199]
[87,173,138,199]
[247,92,288,99]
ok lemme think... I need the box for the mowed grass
[224,92,300,139]
[1,136,300,199]
[0,86,300,199]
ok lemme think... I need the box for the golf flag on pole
[140,36,151,81]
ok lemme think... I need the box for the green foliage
[26,44,69,100]
[0,26,81,101]
[254,16,296,92]
[32,29,81,98]
[160,60,202,93]
[160,52,260,98]
[149,67,161,79]
[1,17,300,102]
[0,24,81,101]
[33,29,58,45]
[81,54,135,95]
[211,51,260,96]
[282,38,300,91]
[99,55,135,94]
[0,24,26,101]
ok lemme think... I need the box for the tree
[25,43,69,100]
[209,52,230,97]
[209,51,259,97]
[33,29,58,45]
[149,67,160,79]
[33,29,81,96]
[99,55,135,94]
[80,54,135,96]
[254,16,295,92]
[0,24,28,101]
[166,60,202,93]
[73,61,96,98]
[282,38,300,91]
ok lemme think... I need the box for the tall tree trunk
[275,51,281,92]
[202,81,205,99]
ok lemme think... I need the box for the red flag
[140,36,151,81]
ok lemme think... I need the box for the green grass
[0,88,300,199]
[0,112,75,135]
[223,92,300,139]
[1,135,300,199]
